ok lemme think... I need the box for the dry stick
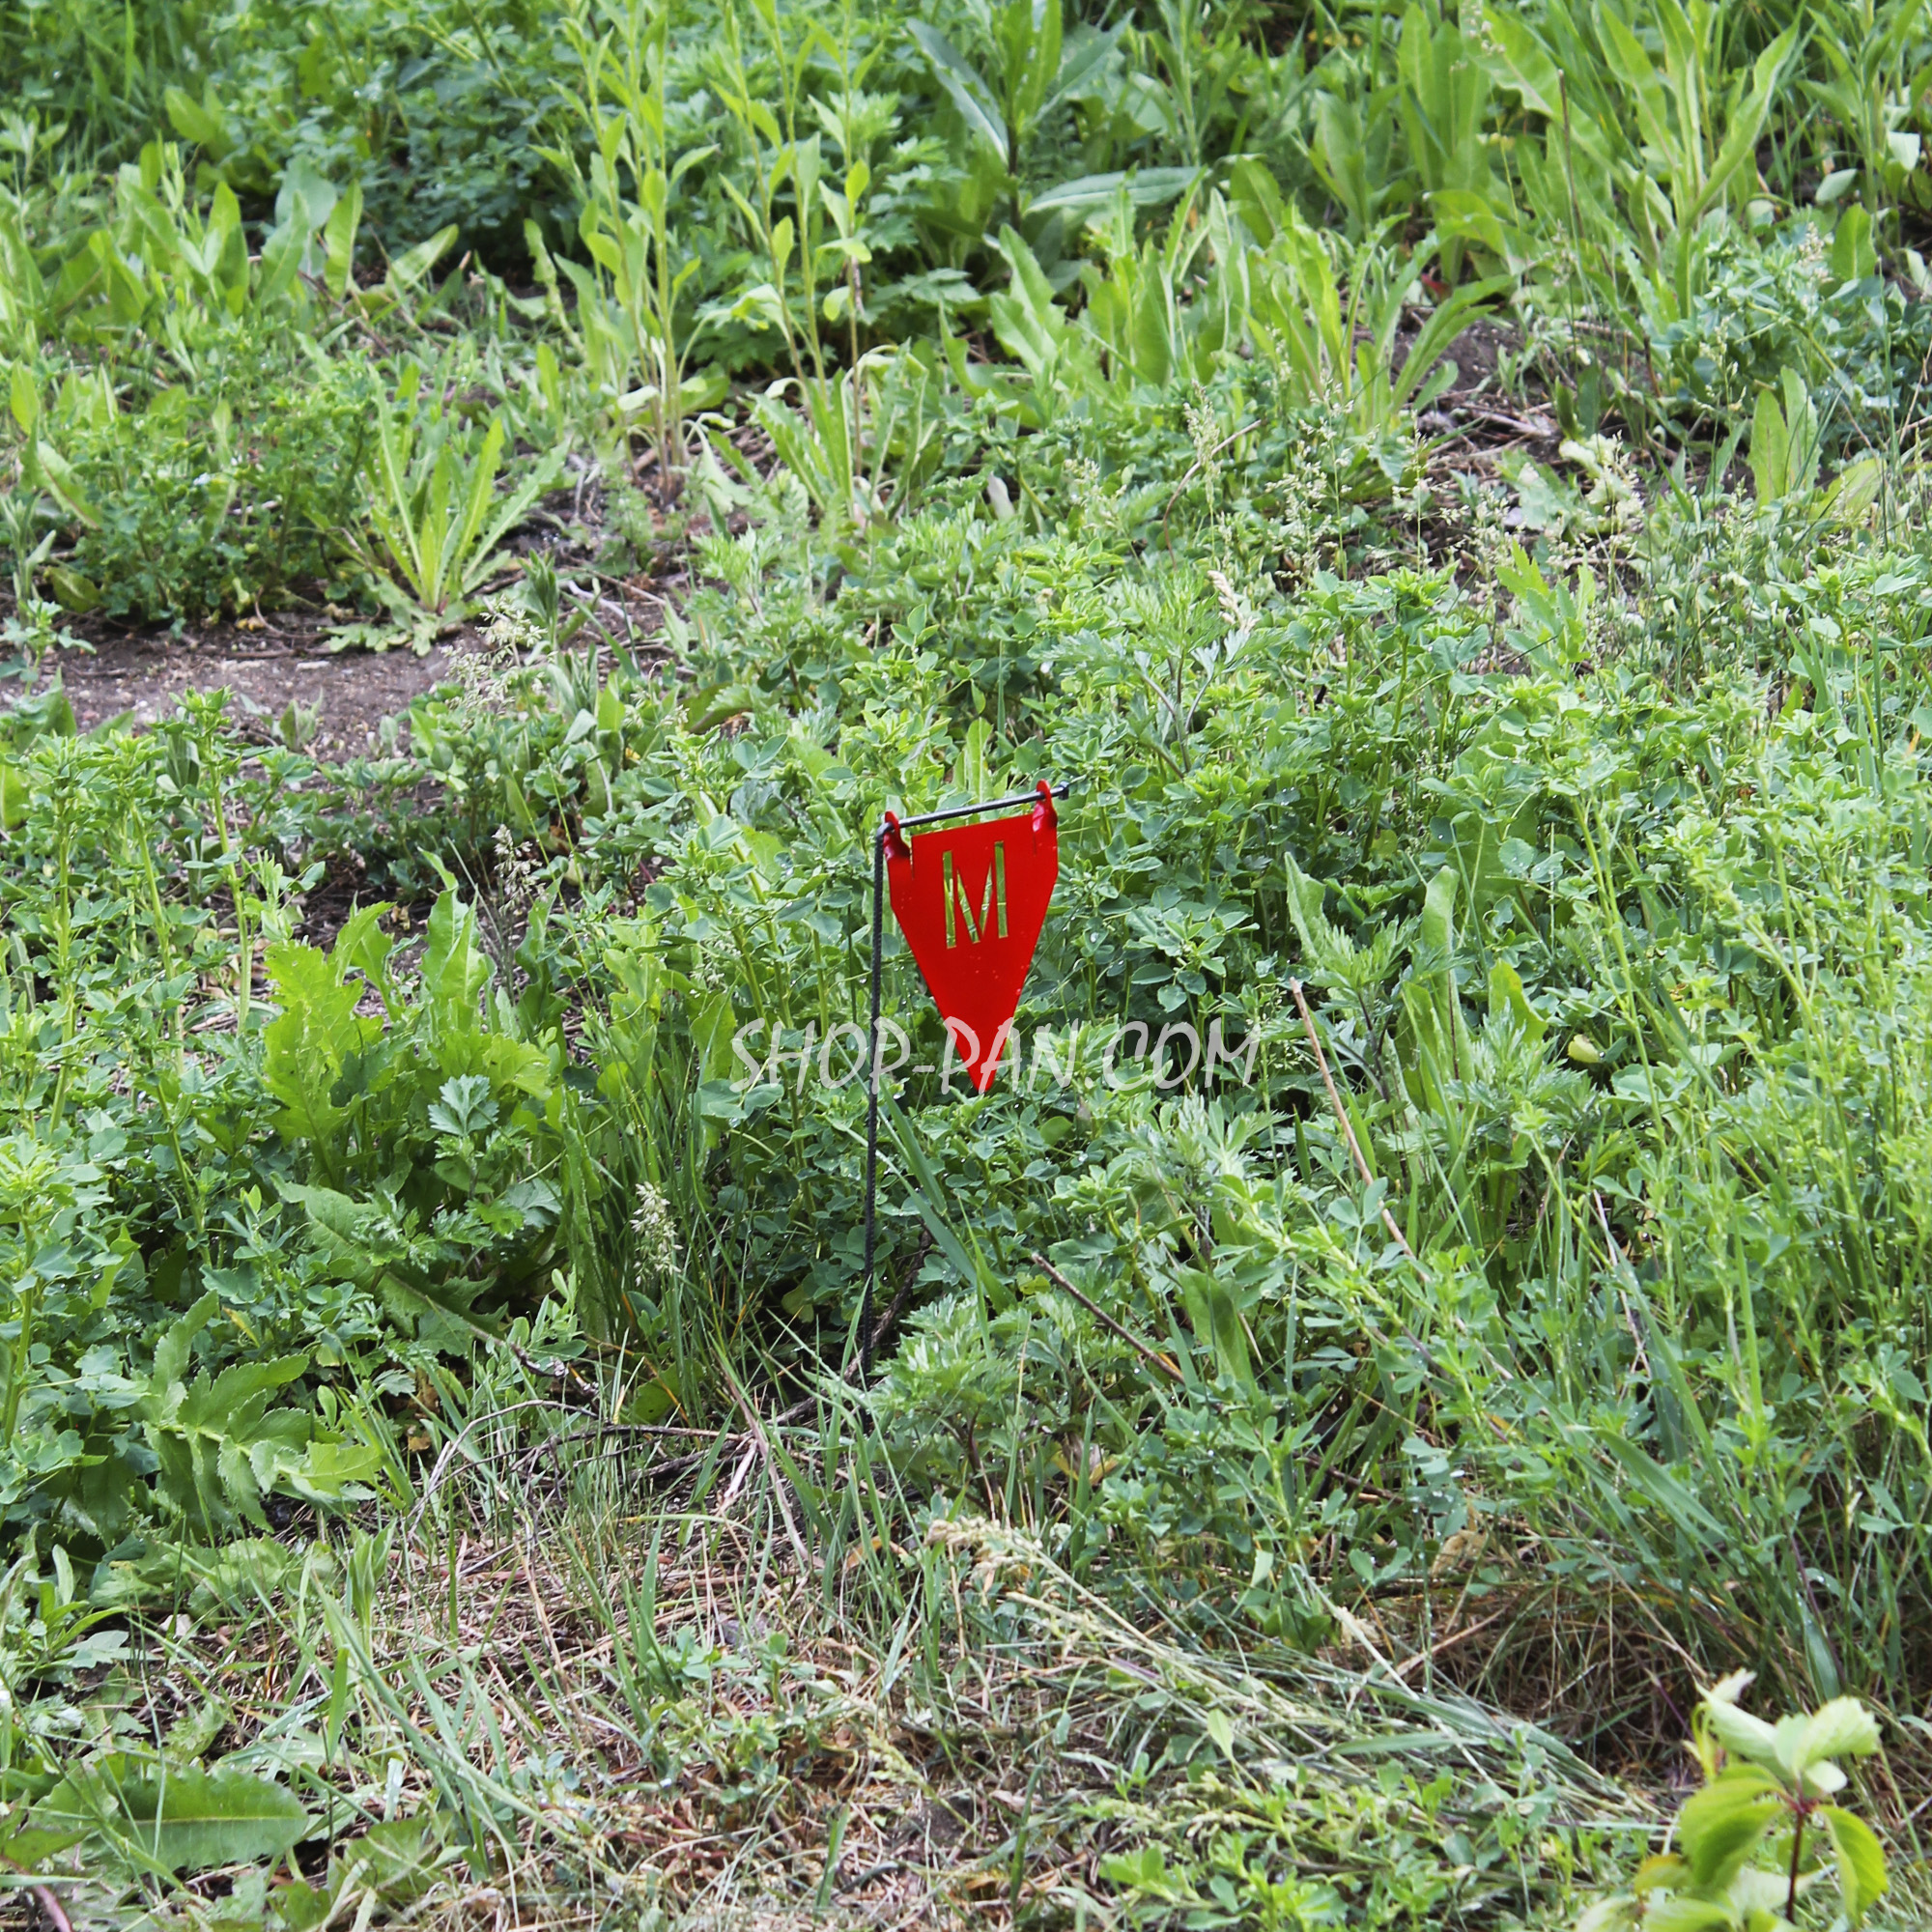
[1289,979,1426,1277]
[0,1857,73,1932]
[519,1541,570,1685]
[1030,1252,1403,1502]
[859,1229,935,1373]
[1029,1252,1183,1384]
[1390,1604,1512,1679]
[409,1398,568,1533]
[1428,405,1558,441]
[716,1359,812,1574]
[517,1388,819,1494]
[718,1436,763,1511]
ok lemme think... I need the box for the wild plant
[349,368,563,642]
[1578,1675,1888,1930]
[548,0,720,478]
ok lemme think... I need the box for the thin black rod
[858,820,887,1378]
[894,779,1071,834]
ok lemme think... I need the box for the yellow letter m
[942,843,1009,948]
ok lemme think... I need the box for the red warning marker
[886,783,1059,1093]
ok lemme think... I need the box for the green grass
[37,1464,1653,1927]
[7,0,1932,1924]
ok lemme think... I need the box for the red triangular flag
[887,785,1058,1093]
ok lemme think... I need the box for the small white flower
[629,1181,680,1284]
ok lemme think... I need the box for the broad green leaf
[329,901,397,1010]
[162,85,228,156]
[459,442,565,599]
[153,1292,219,1394]
[24,435,96,527]
[1821,1805,1888,1920]
[1779,368,1819,499]
[1005,0,1062,132]
[452,417,507,578]
[263,942,382,1152]
[292,1436,386,1502]
[1639,1899,1737,1932]
[1832,204,1876,282]
[1040,20,1122,113]
[9,362,37,434]
[1797,1697,1880,1770]
[1282,850,1353,976]
[1575,1900,1639,1932]
[1597,5,1672,161]
[1393,273,1512,410]
[205,182,248,302]
[1487,961,1546,1040]
[35,1758,309,1873]
[1749,384,1788,506]
[439,1030,552,1098]
[988,225,1067,384]
[1725,1868,1791,1918]
[1821,457,1884,526]
[325,181,364,301]
[420,890,494,1035]
[1397,866,1471,1113]
[1700,1690,1780,1766]
[346,1812,455,1896]
[1432,186,1513,261]
[279,1179,384,1259]
[689,990,744,1088]
[375,1264,502,1348]
[1176,1266,1253,1392]
[1769,1711,1811,1776]
[908,22,1009,161]
[1633,1853,1690,1893]
[1474,3,1609,157]
[256,217,307,307]
[44,563,100,612]
[1696,29,1797,220]
[276,156,339,236]
[1673,1771,1779,1889]
[383,224,460,299]
[0,1821,85,1871]
[959,715,993,803]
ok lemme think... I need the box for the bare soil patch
[51,614,487,755]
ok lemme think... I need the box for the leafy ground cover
[3,0,1932,1925]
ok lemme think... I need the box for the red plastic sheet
[886,784,1059,1093]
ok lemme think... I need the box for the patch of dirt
[53,612,487,755]
[1438,316,1519,394]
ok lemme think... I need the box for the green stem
[3,1280,35,1441]
[46,792,74,1131]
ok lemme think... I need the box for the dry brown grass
[21,1455,1679,1931]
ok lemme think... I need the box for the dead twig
[1425,404,1559,441]
[1391,1605,1513,1679]
[1029,1252,1183,1383]
[0,1855,73,1932]
[715,1358,812,1572]
[858,1228,934,1373]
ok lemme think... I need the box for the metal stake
[858,819,887,1378]
[855,781,1070,1381]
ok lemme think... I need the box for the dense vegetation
[3,0,1932,1922]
